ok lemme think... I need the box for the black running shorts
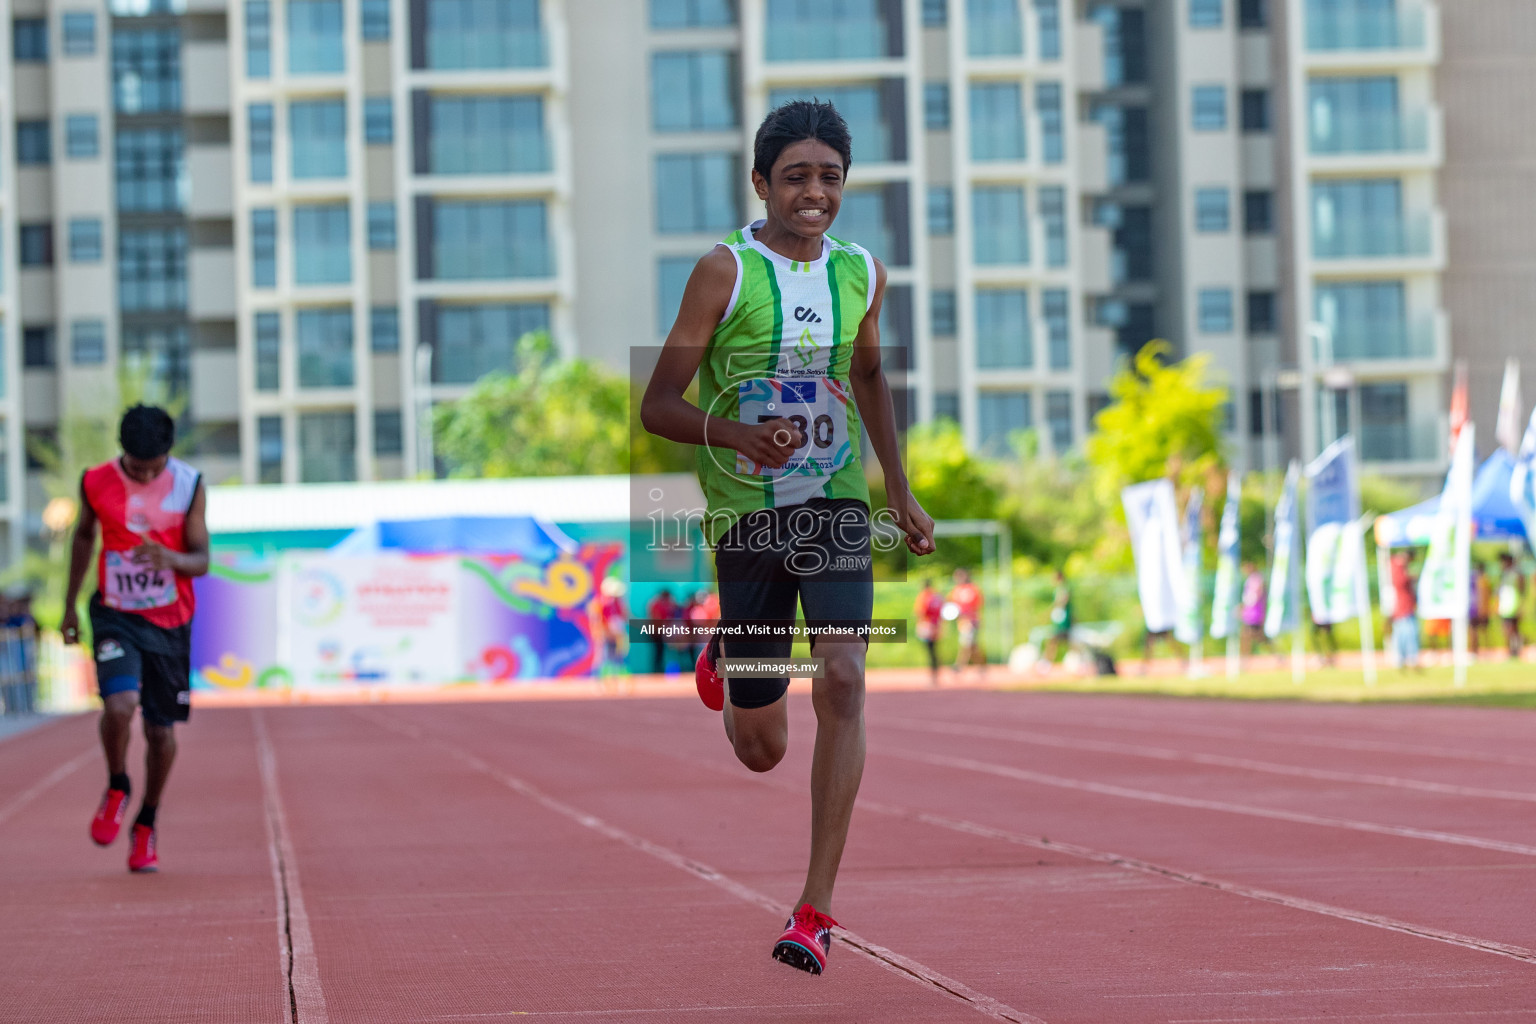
[713,498,874,710]
[90,595,192,727]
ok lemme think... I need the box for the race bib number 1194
[103,550,176,611]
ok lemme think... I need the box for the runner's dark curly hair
[753,99,852,181]
[119,404,175,460]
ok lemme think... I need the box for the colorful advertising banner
[1304,437,1362,626]
[1419,425,1475,622]
[1123,479,1184,634]
[1210,473,1242,641]
[192,543,622,694]
[1265,462,1302,640]
[1175,486,1204,646]
[1513,407,1536,543]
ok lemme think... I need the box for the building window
[765,0,900,61]
[69,219,103,262]
[367,202,397,249]
[23,327,55,369]
[290,99,347,178]
[978,392,1033,455]
[113,28,181,113]
[288,0,345,74]
[652,51,738,132]
[1244,190,1273,234]
[364,96,393,144]
[1239,0,1266,29]
[418,0,544,71]
[297,307,354,387]
[1046,390,1072,451]
[972,185,1029,265]
[923,82,950,130]
[65,114,99,158]
[246,0,272,78]
[1195,187,1230,232]
[116,128,185,211]
[1035,0,1061,59]
[122,326,191,401]
[258,416,283,483]
[1198,287,1234,333]
[374,411,404,456]
[1037,82,1064,163]
[20,224,54,267]
[423,198,551,279]
[1311,178,1405,258]
[361,0,390,39]
[1039,186,1067,266]
[975,289,1032,368]
[967,0,1023,57]
[293,204,352,284]
[299,411,356,482]
[371,306,400,352]
[17,121,51,165]
[934,391,960,422]
[119,228,187,311]
[655,154,739,234]
[424,301,550,383]
[252,208,278,287]
[970,82,1025,161]
[1241,88,1270,132]
[1189,0,1222,28]
[72,320,107,365]
[1315,281,1411,360]
[248,104,274,183]
[931,289,957,336]
[422,94,549,174]
[837,184,910,267]
[1247,290,1276,334]
[769,82,905,165]
[1043,288,1069,370]
[927,185,953,235]
[651,0,736,28]
[1192,85,1226,131]
[14,18,48,60]
[922,0,947,26]
[255,311,281,391]
[656,256,693,336]
[63,11,97,54]
[1309,76,1401,154]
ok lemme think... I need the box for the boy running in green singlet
[641,100,936,974]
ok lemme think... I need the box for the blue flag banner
[1265,462,1301,640]
[1176,487,1205,646]
[1304,437,1362,625]
[1513,407,1536,542]
[1210,473,1242,641]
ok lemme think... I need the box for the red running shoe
[695,635,723,712]
[90,788,130,846]
[127,825,158,873]
[772,903,839,975]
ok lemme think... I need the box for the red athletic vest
[82,457,201,629]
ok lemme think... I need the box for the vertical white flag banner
[1210,472,1243,641]
[1512,407,1536,542]
[1304,436,1362,625]
[1419,424,1475,621]
[1496,358,1523,456]
[1175,487,1205,646]
[1265,462,1301,640]
[1123,479,1183,634]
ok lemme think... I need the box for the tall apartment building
[2,0,1498,573]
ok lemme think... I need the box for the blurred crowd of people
[912,569,986,686]
[641,586,721,675]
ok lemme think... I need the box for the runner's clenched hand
[128,540,175,570]
[889,490,936,556]
[729,417,807,470]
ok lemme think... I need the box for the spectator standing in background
[645,588,679,674]
[594,577,629,674]
[948,568,985,679]
[1239,561,1272,660]
[913,579,944,686]
[1497,552,1525,658]
[1469,561,1490,655]
[1040,570,1074,668]
[1390,551,1422,673]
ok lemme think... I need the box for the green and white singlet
[695,219,875,545]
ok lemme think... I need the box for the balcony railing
[1309,108,1431,155]
[1306,2,1427,52]
[1312,212,1435,260]
[1316,314,1439,361]
[765,11,893,61]
[1360,416,1440,463]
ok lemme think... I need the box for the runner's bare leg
[100,692,138,777]
[796,640,865,913]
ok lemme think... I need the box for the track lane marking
[881,716,1536,804]
[254,711,330,1024]
[0,747,94,828]
[354,708,1043,1024]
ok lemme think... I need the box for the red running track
[4,690,1536,1023]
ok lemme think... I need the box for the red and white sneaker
[127,825,158,873]
[695,635,723,712]
[772,903,839,975]
[90,789,130,846]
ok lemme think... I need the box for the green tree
[434,332,633,478]
[1086,341,1229,510]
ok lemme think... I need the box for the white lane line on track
[476,705,1536,968]
[254,711,329,1024]
[0,747,94,827]
[886,749,1536,860]
[881,717,1536,804]
[353,709,1044,1024]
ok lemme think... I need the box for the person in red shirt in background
[1390,551,1421,673]
[912,578,944,686]
[948,568,985,680]
[644,588,679,674]
[594,577,629,675]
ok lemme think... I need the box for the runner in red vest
[62,405,209,873]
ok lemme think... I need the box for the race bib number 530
[104,550,176,611]
[736,378,854,479]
